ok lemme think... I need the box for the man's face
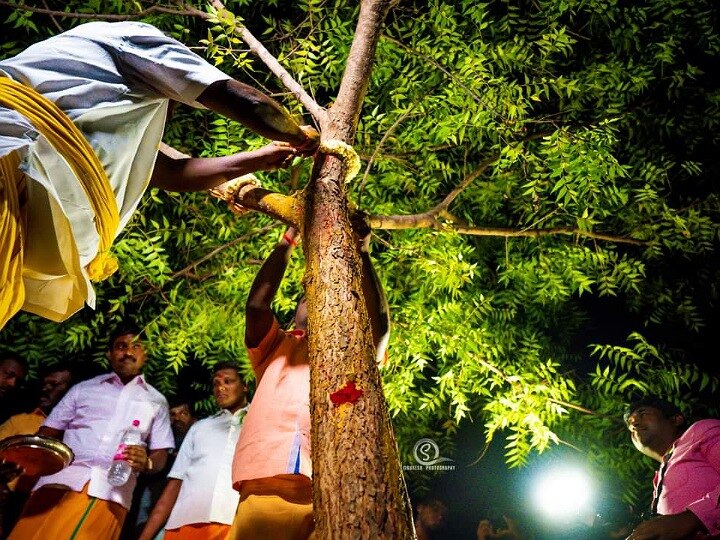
[0,358,26,399]
[212,368,248,412]
[417,501,448,530]
[107,333,147,383]
[37,370,72,412]
[626,406,683,457]
[169,403,195,436]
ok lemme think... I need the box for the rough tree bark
[184,1,415,535]
[301,0,415,538]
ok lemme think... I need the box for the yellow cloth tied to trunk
[0,77,119,329]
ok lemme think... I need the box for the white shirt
[0,21,229,321]
[165,406,248,529]
[37,372,174,509]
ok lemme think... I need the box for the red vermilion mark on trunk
[330,381,364,406]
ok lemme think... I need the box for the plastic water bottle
[107,419,142,486]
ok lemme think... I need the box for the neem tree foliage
[2,0,719,514]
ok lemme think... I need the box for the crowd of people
[5,349,718,540]
[1,18,718,540]
[0,216,388,540]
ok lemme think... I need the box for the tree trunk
[303,0,415,538]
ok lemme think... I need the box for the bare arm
[138,478,182,540]
[147,448,168,474]
[197,79,318,149]
[626,511,705,540]
[353,219,390,363]
[123,446,168,475]
[246,228,298,348]
[150,142,298,192]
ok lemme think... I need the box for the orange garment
[8,482,127,540]
[232,318,311,487]
[227,493,314,540]
[0,408,45,492]
[164,523,230,540]
[0,408,45,440]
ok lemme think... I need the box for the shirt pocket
[125,400,158,440]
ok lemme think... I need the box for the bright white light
[531,466,594,522]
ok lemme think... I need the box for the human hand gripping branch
[150,76,320,193]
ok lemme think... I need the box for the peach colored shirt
[232,318,311,489]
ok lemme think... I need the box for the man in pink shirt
[228,223,390,540]
[624,397,720,540]
[9,322,174,540]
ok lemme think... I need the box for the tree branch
[203,1,328,126]
[11,0,326,125]
[330,0,392,141]
[362,127,645,245]
[159,143,303,226]
[130,225,273,302]
[41,0,63,32]
[369,213,646,245]
[436,156,498,212]
[0,0,198,20]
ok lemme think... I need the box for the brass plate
[0,435,74,477]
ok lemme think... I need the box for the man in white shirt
[8,322,174,540]
[139,361,249,540]
[0,21,319,329]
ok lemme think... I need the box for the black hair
[623,396,688,427]
[416,496,448,511]
[212,361,244,382]
[108,320,143,349]
[0,351,28,371]
[39,361,74,381]
[168,393,195,412]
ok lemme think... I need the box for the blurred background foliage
[1,0,718,510]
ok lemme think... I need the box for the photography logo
[403,438,455,471]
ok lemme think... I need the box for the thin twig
[0,0,198,20]
[11,0,326,125]
[436,156,498,212]
[358,107,418,201]
[131,224,275,301]
[383,35,484,105]
[170,223,274,279]
[358,95,427,203]
[41,0,63,32]
[203,0,327,126]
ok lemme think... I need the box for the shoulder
[141,382,169,405]
[64,21,165,40]
[72,374,107,391]
[191,416,216,430]
[681,419,720,442]
[84,373,109,384]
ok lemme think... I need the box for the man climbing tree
[0,20,318,329]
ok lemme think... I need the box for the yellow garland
[0,77,119,282]
[319,139,361,183]
[0,151,26,330]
